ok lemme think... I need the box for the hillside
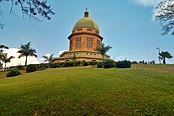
[0,65,174,115]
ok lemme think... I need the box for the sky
[1,0,174,66]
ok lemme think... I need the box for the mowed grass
[0,65,174,115]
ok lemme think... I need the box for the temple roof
[73,10,99,31]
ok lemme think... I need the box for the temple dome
[73,10,99,31]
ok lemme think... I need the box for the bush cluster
[26,64,38,73]
[50,63,60,68]
[82,60,88,66]
[97,62,103,68]
[103,59,115,68]
[97,59,115,68]
[48,60,131,69]
[7,68,20,77]
[97,60,131,69]
[116,60,131,68]
[88,61,97,65]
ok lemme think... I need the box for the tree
[42,53,54,63]
[156,0,174,35]
[0,0,55,29]
[1,53,14,70]
[71,53,77,62]
[0,44,9,49]
[159,51,173,64]
[0,44,9,52]
[17,42,37,67]
[0,44,9,68]
[96,43,112,61]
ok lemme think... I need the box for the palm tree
[96,43,112,61]
[0,52,3,69]
[0,44,9,49]
[159,51,173,64]
[0,44,9,68]
[17,42,37,67]
[42,54,54,63]
[1,53,14,70]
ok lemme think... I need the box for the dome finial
[84,8,89,18]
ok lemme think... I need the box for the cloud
[133,0,165,20]
[58,50,66,56]
[2,48,40,67]
[133,0,164,7]
[113,56,127,61]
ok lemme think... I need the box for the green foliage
[97,62,103,68]
[26,64,38,73]
[38,63,49,69]
[116,60,131,68]
[88,61,97,65]
[0,53,15,70]
[63,61,72,67]
[16,65,25,70]
[81,60,88,66]
[18,42,37,66]
[59,62,65,67]
[159,51,173,64]
[102,59,115,68]
[50,63,60,68]
[96,43,112,60]
[68,61,75,67]
[42,54,54,63]
[74,61,81,66]
[6,68,20,77]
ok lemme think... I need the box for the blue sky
[1,0,174,64]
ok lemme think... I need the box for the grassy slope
[0,65,174,115]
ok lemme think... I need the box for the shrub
[59,62,65,67]
[7,68,20,77]
[97,62,103,68]
[63,62,71,67]
[38,63,49,68]
[16,65,25,70]
[26,64,38,73]
[82,60,88,66]
[88,61,97,65]
[74,61,81,66]
[68,61,74,67]
[50,63,60,68]
[116,60,131,68]
[103,59,115,68]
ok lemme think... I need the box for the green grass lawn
[1,65,174,115]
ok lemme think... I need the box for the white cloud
[58,50,66,56]
[2,48,40,67]
[133,0,165,20]
[133,0,164,7]
[113,56,127,61]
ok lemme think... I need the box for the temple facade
[53,10,110,62]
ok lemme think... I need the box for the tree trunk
[4,62,6,71]
[25,56,28,67]
[163,57,166,64]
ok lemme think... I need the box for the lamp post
[157,47,161,64]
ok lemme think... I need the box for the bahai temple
[53,9,110,62]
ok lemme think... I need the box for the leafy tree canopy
[0,0,55,29]
[156,0,174,35]
[159,51,173,64]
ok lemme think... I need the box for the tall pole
[157,47,161,64]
